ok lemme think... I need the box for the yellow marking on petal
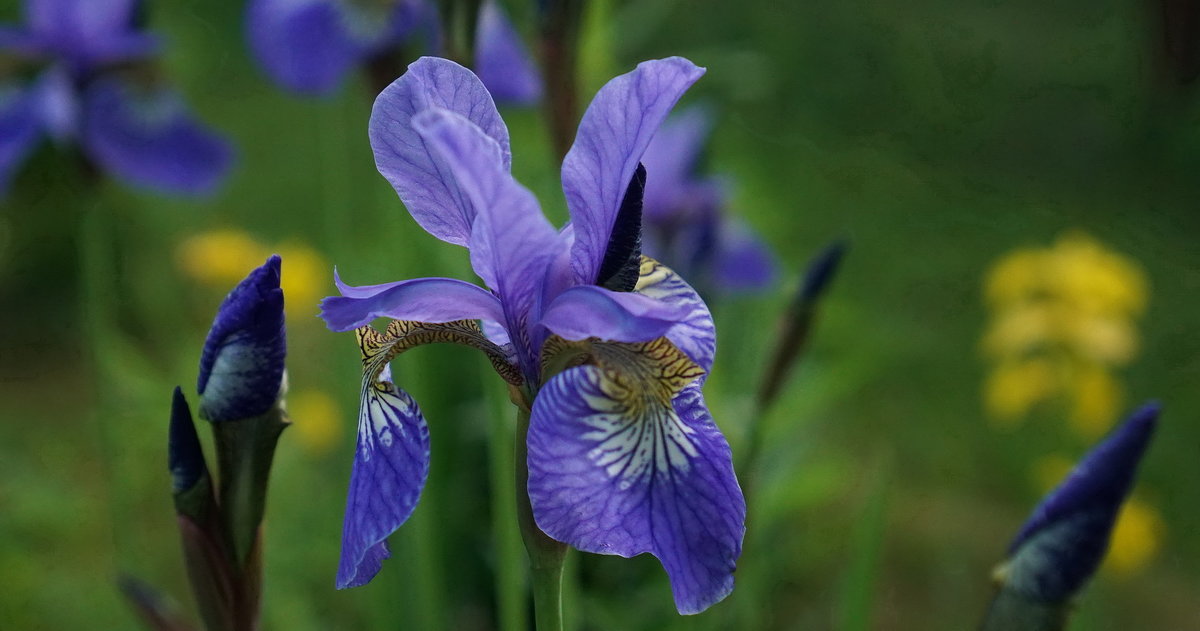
[357,319,523,388]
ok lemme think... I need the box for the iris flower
[246,0,541,103]
[639,106,774,294]
[0,0,232,195]
[321,56,745,614]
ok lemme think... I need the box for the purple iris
[321,56,745,614]
[246,0,541,103]
[639,106,774,294]
[0,0,232,195]
[1000,402,1159,603]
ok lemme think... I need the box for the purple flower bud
[1000,402,1160,603]
[168,386,206,494]
[197,255,286,422]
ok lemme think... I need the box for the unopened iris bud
[168,386,207,496]
[982,403,1160,630]
[798,239,847,305]
[755,238,847,413]
[197,255,286,423]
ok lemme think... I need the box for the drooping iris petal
[562,57,704,285]
[0,82,43,193]
[80,77,232,195]
[634,256,715,372]
[412,107,558,374]
[339,356,430,588]
[640,105,711,221]
[321,275,506,332]
[528,358,744,614]
[540,284,695,344]
[370,56,511,246]
[474,0,541,105]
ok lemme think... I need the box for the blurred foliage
[1,0,1198,630]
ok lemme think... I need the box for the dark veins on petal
[596,163,646,292]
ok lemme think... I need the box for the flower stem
[538,0,583,161]
[514,407,568,631]
[486,380,527,631]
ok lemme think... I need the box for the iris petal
[370,57,511,246]
[338,356,430,588]
[634,256,716,372]
[527,348,744,614]
[413,107,559,373]
[322,275,506,332]
[246,0,366,95]
[80,77,233,196]
[0,82,42,194]
[562,57,704,285]
[540,284,694,344]
[474,0,542,105]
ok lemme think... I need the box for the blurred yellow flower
[1068,365,1123,439]
[177,229,329,323]
[1104,497,1164,576]
[287,389,343,456]
[985,358,1059,427]
[980,231,1146,437]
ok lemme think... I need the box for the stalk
[514,407,567,631]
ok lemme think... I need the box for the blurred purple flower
[198,255,287,423]
[246,0,541,103]
[639,106,774,294]
[321,56,744,614]
[1000,402,1159,603]
[0,0,232,195]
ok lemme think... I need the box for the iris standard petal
[338,361,431,589]
[634,257,716,372]
[413,107,559,373]
[321,275,507,332]
[80,77,232,196]
[528,367,744,614]
[562,57,704,285]
[370,57,511,246]
[0,82,43,194]
[540,284,695,344]
[474,0,542,105]
[640,105,711,220]
[246,0,367,95]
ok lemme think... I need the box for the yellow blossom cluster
[982,232,1147,438]
[176,229,330,323]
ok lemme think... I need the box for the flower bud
[197,255,286,422]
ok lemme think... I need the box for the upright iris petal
[323,56,744,613]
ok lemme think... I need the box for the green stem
[979,588,1069,631]
[514,407,568,631]
[486,380,527,631]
